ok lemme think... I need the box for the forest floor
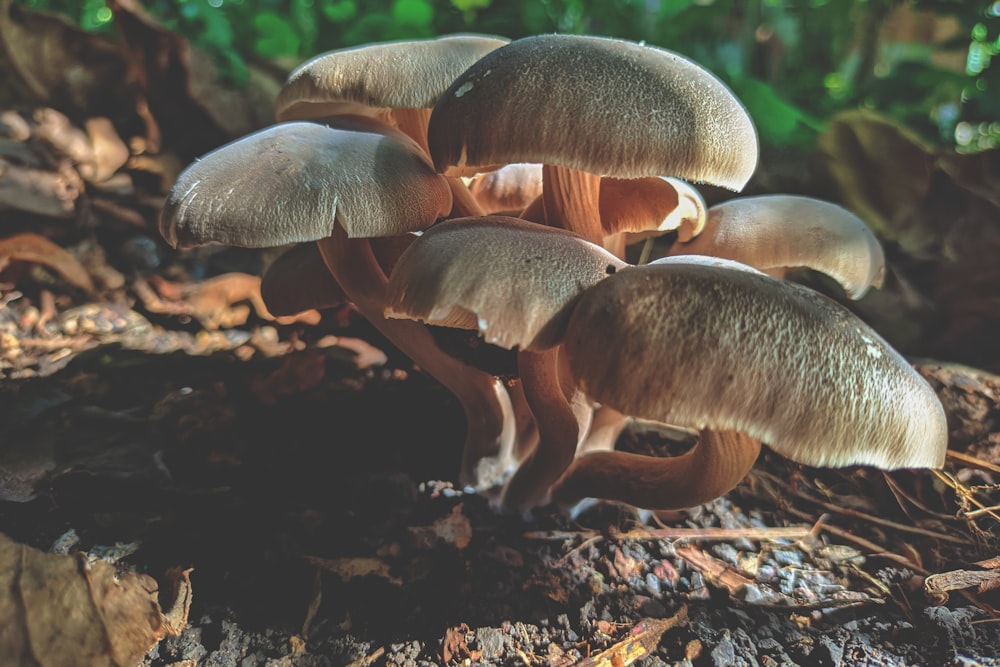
[2,3,1000,665]
[1,289,999,666]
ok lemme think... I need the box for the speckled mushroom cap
[669,195,885,299]
[159,122,452,249]
[428,34,758,189]
[563,260,948,470]
[385,217,628,351]
[275,34,510,122]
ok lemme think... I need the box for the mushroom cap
[564,261,947,470]
[385,216,627,351]
[468,162,543,214]
[260,243,348,317]
[669,195,885,299]
[428,34,758,189]
[159,121,451,249]
[602,177,707,242]
[275,34,510,122]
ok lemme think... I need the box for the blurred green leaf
[732,77,823,148]
[451,0,491,12]
[254,12,300,58]
[393,0,434,26]
[321,0,358,23]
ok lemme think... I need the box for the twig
[947,450,1000,476]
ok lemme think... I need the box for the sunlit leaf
[392,0,433,26]
[254,12,299,58]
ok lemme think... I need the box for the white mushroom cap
[385,216,627,351]
[428,34,759,189]
[159,121,451,249]
[275,34,510,122]
[669,195,885,299]
[468,163,543,214]
[563,261,947,470]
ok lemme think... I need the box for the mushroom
[385,216,628,509]
[467,163,543,215]
[667,194,885,299]
[159,120,518,488]
[428,34,757,248]
[275,33,510,217]
[550,257,948,510]
[260,242,348,318]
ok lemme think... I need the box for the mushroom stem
[317,223,515,487]
[446,176,487,218]
[390,107,433,155]
[577,405,630,455]
[542,164,604,247]
[499,347,588,511]
[506,378,540,464]
[551,429,762,510]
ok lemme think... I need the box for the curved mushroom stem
[542,164,604,246]
[550,429,762,510]
[499,347,590,512]
[446,176,486,218]
[390,108,432,155]
[317,223,515,487]
[506,378,540,464]
[576,404,630,455]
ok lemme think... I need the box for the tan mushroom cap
[668,195,885,299]
[428,34,758,189]
[602,177,707,242]
[275,34,510,122]
[468,163,543,214]
[563,261,948,470]
[159,121,451,249]
[260,243,348,317]
[385,216,627,351]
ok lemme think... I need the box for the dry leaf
[304,556,402,586]
[0,232,95,294]
[250,351,327,406]
[0,0,128,115]
[440,623,479,663]
[0,157,82,218]
[924,556,1000,602]
[137,273,318,331]
[408,503,473,550]
[577,608,688,667]
[0,531,188,667]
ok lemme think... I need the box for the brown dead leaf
[138,273,319,331]
[440,623,480,663]
[304,556,402,586]
[675,544,755,594]
[0,157,82,218]
[924,556,1000,602]
[250,350,327,405]
[0,531,186,667]
[0,233,95,294]
[577,608,688,667]
[408,503,473,551]
[0,0,129,116]
[107,0,279,159]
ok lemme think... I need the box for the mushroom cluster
[159,33,948,515]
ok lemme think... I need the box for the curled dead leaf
[0,232,95,294]
[0,532,190,667]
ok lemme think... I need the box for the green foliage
[15,0,999,152]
